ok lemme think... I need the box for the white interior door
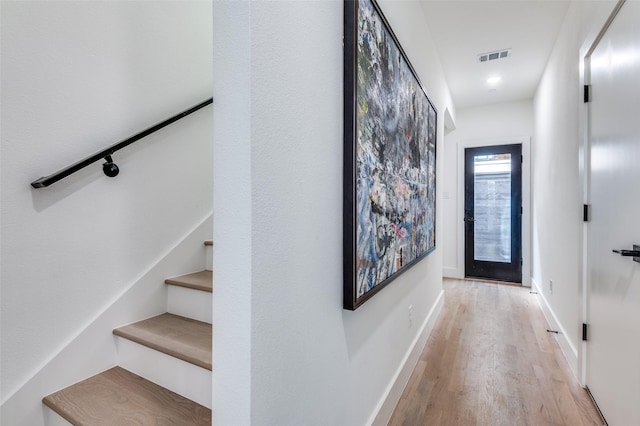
[587,2,640,424]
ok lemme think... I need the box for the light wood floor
[389,279,604,426]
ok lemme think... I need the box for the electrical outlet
[408,305,413,328]
[549,280,553,295]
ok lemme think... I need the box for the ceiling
[420,0,571,110]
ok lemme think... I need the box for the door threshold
[463,277,522,287]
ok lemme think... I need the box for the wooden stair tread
[43,366,211,425]
[204,240,213,246]
[165,270,212,293]
[113,313,212,370]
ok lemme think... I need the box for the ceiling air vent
[478,49,511,63]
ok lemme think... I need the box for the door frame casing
[454,137,531,286]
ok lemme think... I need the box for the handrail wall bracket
[102,155,119,178]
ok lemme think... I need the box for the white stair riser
[115,337,212,409]
[167,285,212,324]
[43,406,72,426]
[205,244,213,271]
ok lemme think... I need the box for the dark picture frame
[344,0,437,310]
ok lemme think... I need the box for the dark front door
[464,144,522,283]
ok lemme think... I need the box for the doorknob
[612,245,640,263]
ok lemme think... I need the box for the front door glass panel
[473,153,512,263]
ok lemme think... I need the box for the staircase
[42,241,214,425]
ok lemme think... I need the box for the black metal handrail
[31,97,213,188]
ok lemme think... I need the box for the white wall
[442,100,533,279]
[0,0,212,414]
[532,0,616,377]
[212,1,454,424]
[212,1,252,424]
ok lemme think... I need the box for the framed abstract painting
[343,0,437,310]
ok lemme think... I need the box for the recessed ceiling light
[487,76,501,85]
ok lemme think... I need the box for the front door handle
[613,245,640,263]
[612,249,640,257]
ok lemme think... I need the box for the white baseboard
[443,266,462,279]
[531,277,578,378]
[369,290,445,426]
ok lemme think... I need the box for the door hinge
[520,154,523,163]
[584,85,590,103]
[582,323,588,341]
[521,206,523,215]
[583,204,591,222]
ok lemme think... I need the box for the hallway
[389,279,603,425]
